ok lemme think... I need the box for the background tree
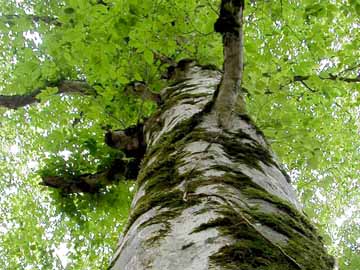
[0,0,359,269]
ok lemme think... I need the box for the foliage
[0,0,358,269]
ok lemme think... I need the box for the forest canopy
[0,0,359,269]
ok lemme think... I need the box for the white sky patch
[0,223,9,234]
[15,0,34,14]
[315,188,327,203]
[318,58,339,72]
[289,169,300,181]
[335,205,358,227]
[59,149,72,161]
[54,242,70,268]
[9,144,20,155]
[28,160,39,170]
[23,30,42,46]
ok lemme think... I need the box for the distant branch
[283,73,360,93]
[324,73,360,83]
[337,64,360,76]
[206,0,220,15]
[298,80,316,92]
[0,80,96,109]
[0,14,62,26]
[293,74,360,84]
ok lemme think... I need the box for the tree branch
[0,14,62,26]
[293,74,360,84]
[0,80,96,109]
[289,73,360,94]
[40,157,142,194]
[298,80,316,92]
[40,159,129,194]
[0,80,164,109]
[105,123,146,159]
[40,123,146,194]
[213,0,245,128]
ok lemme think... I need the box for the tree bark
[108,63,334,270]
[108,1,333,268]
[214,0,245,128]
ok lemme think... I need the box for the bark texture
[109,64,334,270]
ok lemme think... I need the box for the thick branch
[40,158,130,194]
[0,80,163,109]
[40,157,142,194]
[105,123,146,159]
[41,124,146,194]
[0,80,96,109]
[213,0,245,128]
[105,123,146,179]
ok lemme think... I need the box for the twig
[206,0,220,15]
[298,80,316,92]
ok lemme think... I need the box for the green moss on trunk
[120,71,333,269]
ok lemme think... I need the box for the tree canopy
[0,0,359,269]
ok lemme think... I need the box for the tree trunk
[108,63,334,270]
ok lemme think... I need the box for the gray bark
[108,64,334,270]
[214,0,246,128]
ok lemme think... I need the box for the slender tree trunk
[108,63,334,270]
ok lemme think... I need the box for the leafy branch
[0,80,96,109]
[0,80,161,109]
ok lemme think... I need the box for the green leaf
[35,87,59,101]
[134,73,142,81]
[355,4,360,15]
[118,76,129,84]
[64,7,75,14]
[144,49,153,65]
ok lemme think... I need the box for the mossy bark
[109,64,334,270]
